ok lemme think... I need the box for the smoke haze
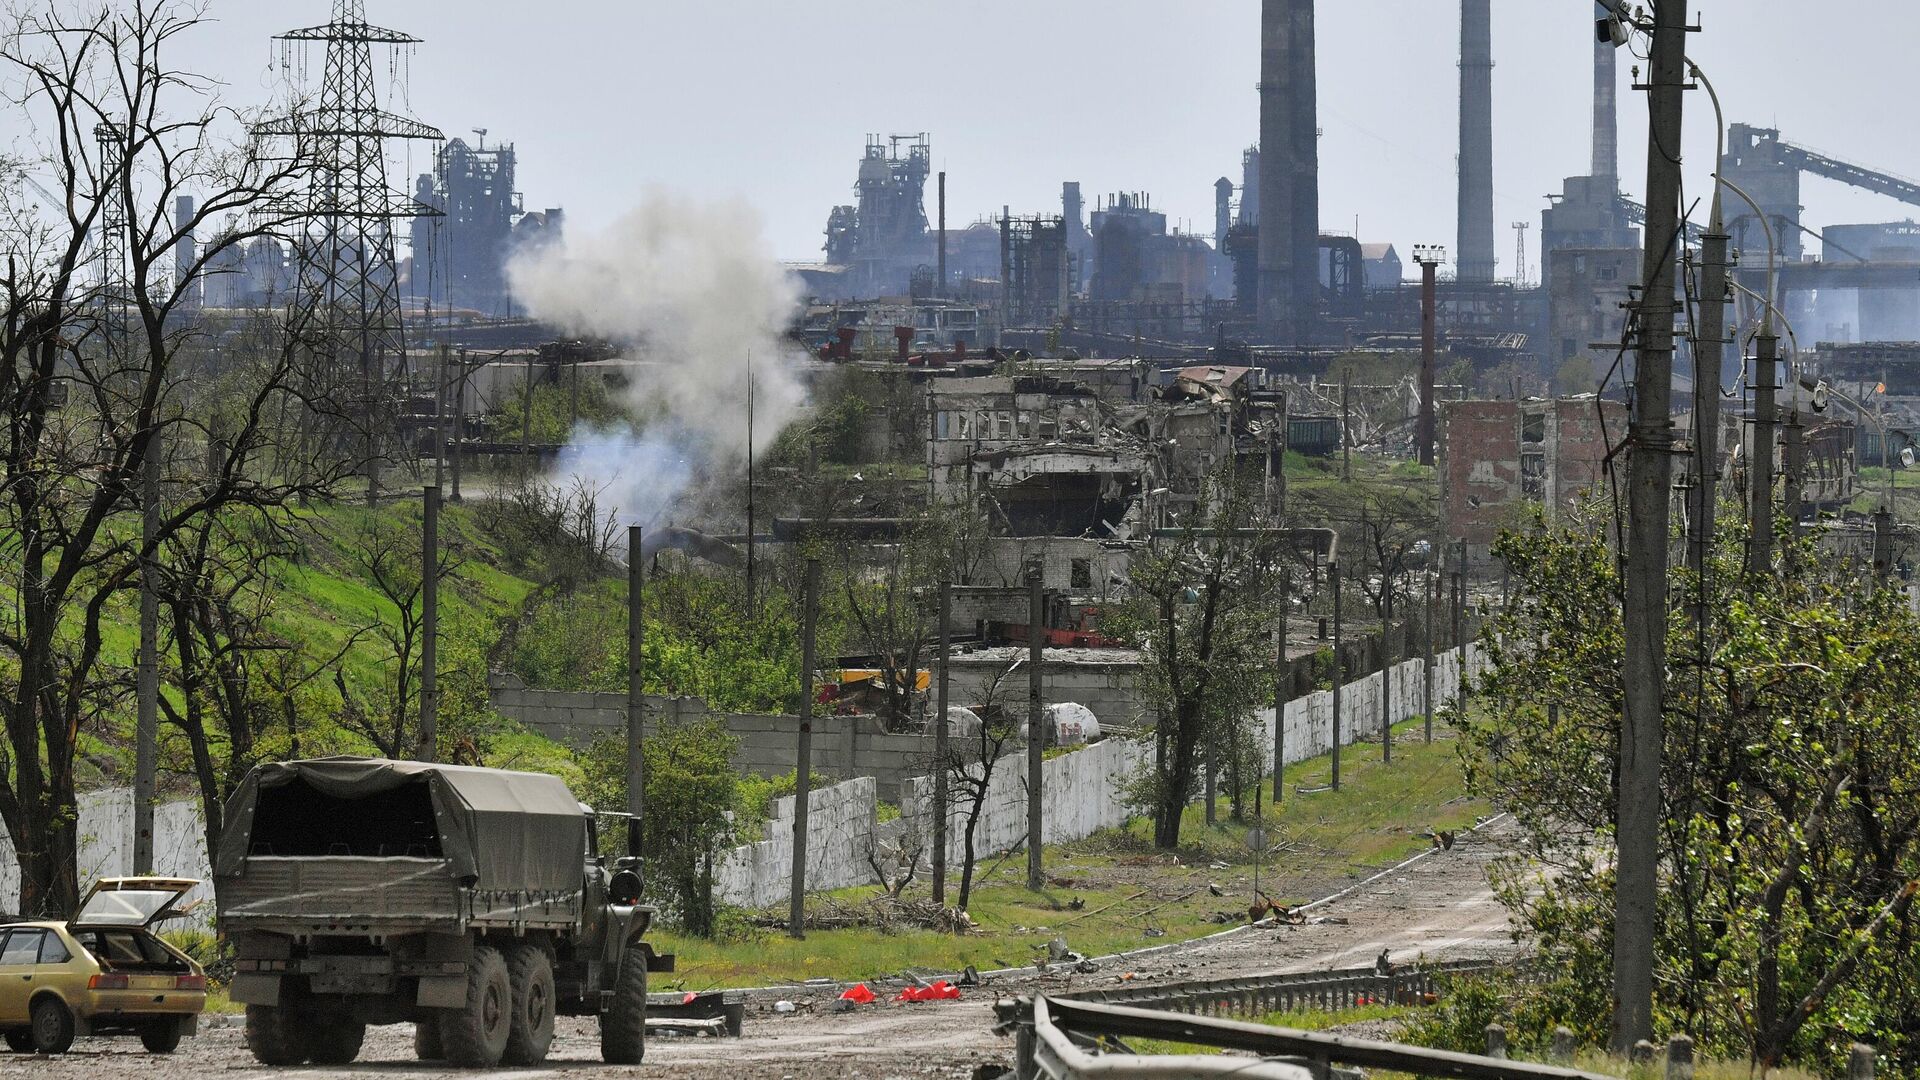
[507,191,807,527]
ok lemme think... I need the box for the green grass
[649,723,1482,992]
[1130,1002,1411,1055]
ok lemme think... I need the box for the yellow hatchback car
[0,877,208,1055]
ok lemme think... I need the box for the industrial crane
[1721,123,1920,262]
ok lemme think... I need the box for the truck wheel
[139,1017,184,1054]
[28,997,74,1055]
[438,944,512,1067]
[305,1013,365,1064]
[503,943,556,1065]
[244,1004,309,1066]
[413,1018,444,1060]
[598,948,647,1065]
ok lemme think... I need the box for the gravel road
[2,828,1516,1080]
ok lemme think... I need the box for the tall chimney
[173,194,198,305]
[1456,0,1496,283]
[1591,1,1617,184]
[1214,177,1234,251]
[1258,0,1319,343]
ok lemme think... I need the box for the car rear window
[75,929,186,972]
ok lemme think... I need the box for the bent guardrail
[995,994,1621,1080]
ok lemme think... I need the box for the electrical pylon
[258,0,442,501]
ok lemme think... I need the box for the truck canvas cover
[216,757,584,896]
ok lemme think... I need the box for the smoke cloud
[507,191,807,526]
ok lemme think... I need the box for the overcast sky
[165,1,1920,277]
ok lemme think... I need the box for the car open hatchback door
[71,878,199,928]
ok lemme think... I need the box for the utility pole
[626,527,645,857]
[1614,0,1690,1052]
[1330,561,1342,791]
[1453,541,1466,721]
[133,428,159,874]
[790,557,820,938]
[937,171,948,298]
[1873,507,1893,580]
[933,579,952,905]
[746,361,757,619]
[1688,196,1730,615]
[1026,560,1046,890]
[1379,568,1394,764]
[450,348,467,503]
[1783,408,1805,546]
[1424,565,1436,743]
[1748,327,1779,576]
[418,486,439,762]
[1272,568,1289,802]
[1413,246,1444,466]
[434,344,448,492]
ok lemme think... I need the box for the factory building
[407,134,564,316]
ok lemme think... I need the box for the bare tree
[332,510,459,758]
[0,1,324,913]
[943,660,1021,911]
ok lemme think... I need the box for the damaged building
[1438,397,1624,562]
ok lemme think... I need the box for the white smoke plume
[506,191,807,527]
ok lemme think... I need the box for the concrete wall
[710,641,1488,908]
[0,789,214,925]
[713,777,883,908]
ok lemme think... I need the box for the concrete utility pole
[1380,569,1394,765]
[626,526,645,857]
[1874,506,1893,580]
[418,486,440,762]
[1272,568,1289,803]
[1688,196,1729,626]
[1453,542,1466,721]
[1614,0,1690,1053]
[1748,327,1779,576]
[1424,566,1436,743]
[1026,561,1045,890]
[1783,409,1805,545]
[933,579,952,905]
[1330,561,1343,791]
[790,557,820,938]
[133,429,159,874]
[450,348,467,503]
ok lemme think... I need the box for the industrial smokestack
[1214,177,1234,251]
[1456,0,1495,284]
[173,195,198,305]
[1257,0,1319,343]
[1591,1,1617,184]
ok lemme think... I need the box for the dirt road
[4,829,1515,1080]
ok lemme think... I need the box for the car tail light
[174,975,206,991]
[89,974,129,990]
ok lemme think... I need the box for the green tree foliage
[1455,510,1920,1074]
[1106,466,1289,849]
[579,716,742,937]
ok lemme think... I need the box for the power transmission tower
[259,0,441,503]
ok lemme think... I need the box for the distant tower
[1592,1,1617,185]
[259,0,442,498]
[1456,0,1496,283]
[1257,0,1320,343]
[1512,221,1531,286]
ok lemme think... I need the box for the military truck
[213,757,669,1067]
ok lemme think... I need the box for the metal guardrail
[1058,959,1495,1018]
[997,993,1621,1080]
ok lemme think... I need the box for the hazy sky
[161,1,1920,277]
